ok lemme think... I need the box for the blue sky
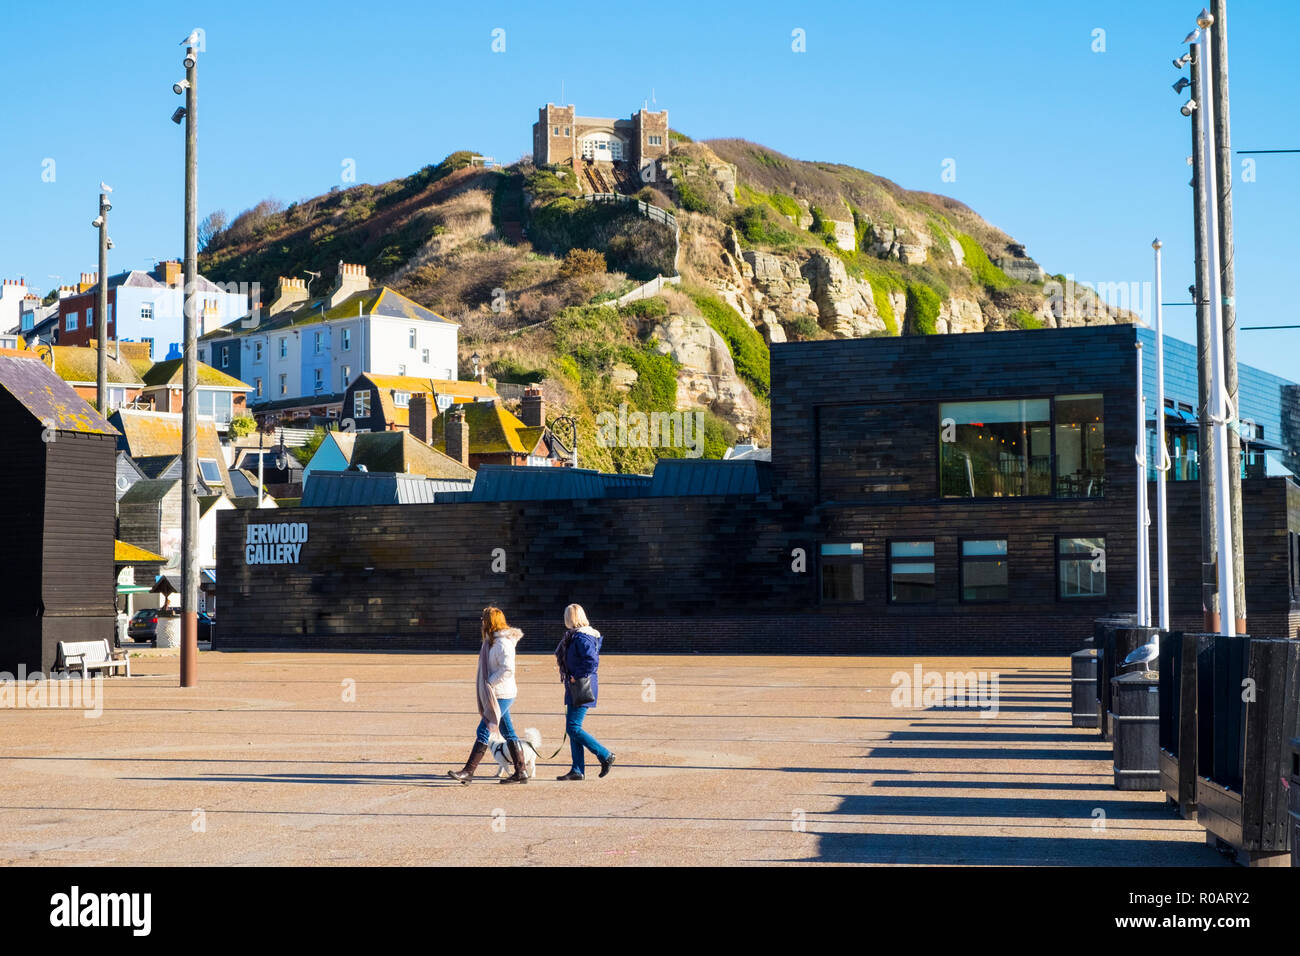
[1,0,1295,377]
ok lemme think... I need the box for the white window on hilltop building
[141,303,153,320]
[279,337,287,359]
[398,364,406,376]
[648,135,663,146]
[342,328,351,351]
[314,368,323,391]
[341,365,351,391]
[393,391,410,408]
[354,389,371,419]
[279,373,287,396]
[254,341,262,362]
[314,331,322,354]
[408,328,416,349]
[255,377,263,398]
[421,348,429,364]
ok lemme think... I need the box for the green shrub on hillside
[905,282,942,335]
[688,291,770,400]
[491,359,546,385]
[1010,309,1044,330]
[733,204,798,249]
[956,234,1014,292]
[675,178,713,214]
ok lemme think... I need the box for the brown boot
[448,741,487,785]
[499,740,529,784]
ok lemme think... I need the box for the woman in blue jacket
[554,603,615,781]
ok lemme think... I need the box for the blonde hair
[481,606,509,643]
[563,603,589,630]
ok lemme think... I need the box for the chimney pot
[445,405,470,467]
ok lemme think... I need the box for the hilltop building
[532,103,669,185]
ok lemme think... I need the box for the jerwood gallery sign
[245,522,309,565]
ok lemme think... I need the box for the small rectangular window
[66,312,78,331]
[220,345,229,368]
[142,337,154,358]
[279,337,287,359]
[279,374,287,395]
[398,364,406,376]
[314,368,323,390]
[255,377,262,398]
[421,348,429,364]
[140,303,153,320]
[354,389,371,418]
[254,341,263,362]
[342,328,351,351]
[820,542,864,603]
[1058,536,1107,599]
[889,540,935,604]
[393,391,410,408]
[314,331,322,354]
[409,328,417,349]
[199,459,221,484]
[960,539,1008,602]
[341,366,351,391]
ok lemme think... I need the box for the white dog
[488,727,542,779]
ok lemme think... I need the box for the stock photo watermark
[595,403,705,458]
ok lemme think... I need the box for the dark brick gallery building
[216,326,1300,654]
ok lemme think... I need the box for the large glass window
[1058,536,1107,599]
[889,540,935,603]
[1055,394,1105,497]
[820,543,864,603]
[940,399,1052,498]
[960,539,1008,602]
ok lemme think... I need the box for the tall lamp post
[91,187,112,411]
[1152,239,1171,631]
[173,34,200,686]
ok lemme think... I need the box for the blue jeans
[566,704,610,774]
[475,697,518,745]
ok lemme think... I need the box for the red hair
[481,606,509,642]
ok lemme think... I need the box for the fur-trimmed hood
[492,627,523,645]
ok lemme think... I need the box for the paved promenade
[0,651,1226,865]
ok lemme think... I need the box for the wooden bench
[55,639,131,678]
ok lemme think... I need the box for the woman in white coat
[448,606,529,784]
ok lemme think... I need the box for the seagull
[1124,640,1160,674]
[180,30,199,47]
[100,181,113,193]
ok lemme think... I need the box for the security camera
[173,80,189,95]
[92,216,104,228]
[1172,77,1190,94]
[1180,99,1197,116]
[183,53,196,69]
[172,106,187,124]
[1173,53,1192,69]
[102,200,111,213]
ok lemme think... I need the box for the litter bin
[115,611,129,648]
[1071,649,1098,728]
[1099,624,1154,740]
[1291,737,1299,869]
[1112,671,1160,790]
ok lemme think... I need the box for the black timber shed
[0,355,119,671]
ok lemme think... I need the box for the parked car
[127,607,213,642]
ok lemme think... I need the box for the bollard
[1112,671,1160,791]
[1071,649,1098,728]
